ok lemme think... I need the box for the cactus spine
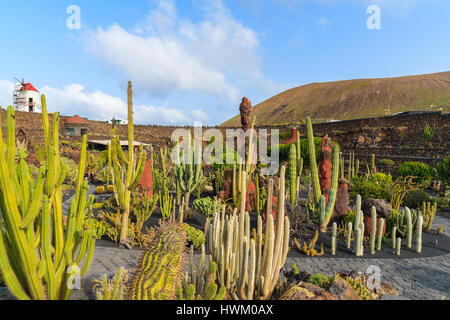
[289,143,297,207]
[370,207,377,254]
[331,222,337,255]
[0,102,95,300]
[207,166,290,300]
[377,218,385,251]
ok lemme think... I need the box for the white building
[13,79,41,113]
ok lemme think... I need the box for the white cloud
[0,79,206,125]
[85,0,277,103]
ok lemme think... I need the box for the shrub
[183,223,205,250]
[378,159,395,167]
[398,161,432,186]
[403,190,431,208]
[268,137,325,167]
[422,122,436,140]
[308,273,331,289]
[349,173,393,201]
[433,155,450,194]
[432,195,450,209]
[193,197,217,217]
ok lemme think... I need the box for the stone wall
[1,108,448,166]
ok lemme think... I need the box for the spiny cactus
[346,222,352,249]
[377,218,385,252]
[109,81,147,246]
[422,201,437,232]
[370,207,377,255]
[184,245,226,300]
[127,221,186,300]
[94,267,128,300]
[405,207,413,248]
[294,229,324,257]
[396,238,402,255]
[207,166,290,300]
[173,132,202,212]
[416,216,423,253]
[289,143,297,207]
[331,222,337,256]
[0,102,95,300]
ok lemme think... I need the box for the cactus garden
[1,0,450,309]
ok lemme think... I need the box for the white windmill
[13,78,42,113]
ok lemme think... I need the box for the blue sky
[0,0,449,125]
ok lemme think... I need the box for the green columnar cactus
[340,152,345,179]
[392,227,397,249]
[371,153,376,176]
[416,216,423,253]
[346,222,352,249]
[423,201,437,232]
[207,166,290,300]
[296,131,303,199]
[174,133,202,211]
[0,102,95,300]
[95,267,128,300]
[318,144,340,232]
[377,218,385,251]
[405,207,413,248]
[306,117,321,203]
[128,221,186,300]
[331,222,337,255]
[355,228,362,256]
[289,143,297,207]
[370,207,377,254]
[109,82,147,247]
[396,238,402,255]
[184,245,226,300]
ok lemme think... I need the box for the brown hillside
[221,71,450,126]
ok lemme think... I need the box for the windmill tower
[13,78,42,113]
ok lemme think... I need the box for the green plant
[109,81,147,246]
[131,188,157,231]
[183,223,205,250]
[159,190,173,222]
[0,103,95,300]
[403,190,431,208]
[206,166,290,300]
[349,173,393,201]
[398,161,432,186]
[94,267,128,300]
[128,221,186,300]
[308,273,331,289]
[386,208,420,239]
[433,155,450,196]
[193,197,217,217]
[173,134,202,212]
[184,246,226,300]
[422,122,436,140]
[421,201,437,232]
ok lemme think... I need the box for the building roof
[20,83,39,92]
[65,115,88,125]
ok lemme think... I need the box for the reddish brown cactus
[137,157,153,198]
[318,135,333,205]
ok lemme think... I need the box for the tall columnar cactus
[355,159,360,177]
[207,166,290,300]
[289,143,297,207]
[377,218,385,252]
[346,222,352,249]
[370,207,377,255]
[371,153,376,176]
[392,227,397,249]
[355,228,362,256]
[174,133,202,211]
[396,238,402,255]
[331,222,337,255]
[422,201,437,232]
[128,221,186,300]
[318,144,340,232]
[109,81,147,247]
[296,130,303,199]
[306,118,340,232]
[405,207,413,248]
[184,245,226,300]
[416,216,423,253]
[0,102,95,300]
